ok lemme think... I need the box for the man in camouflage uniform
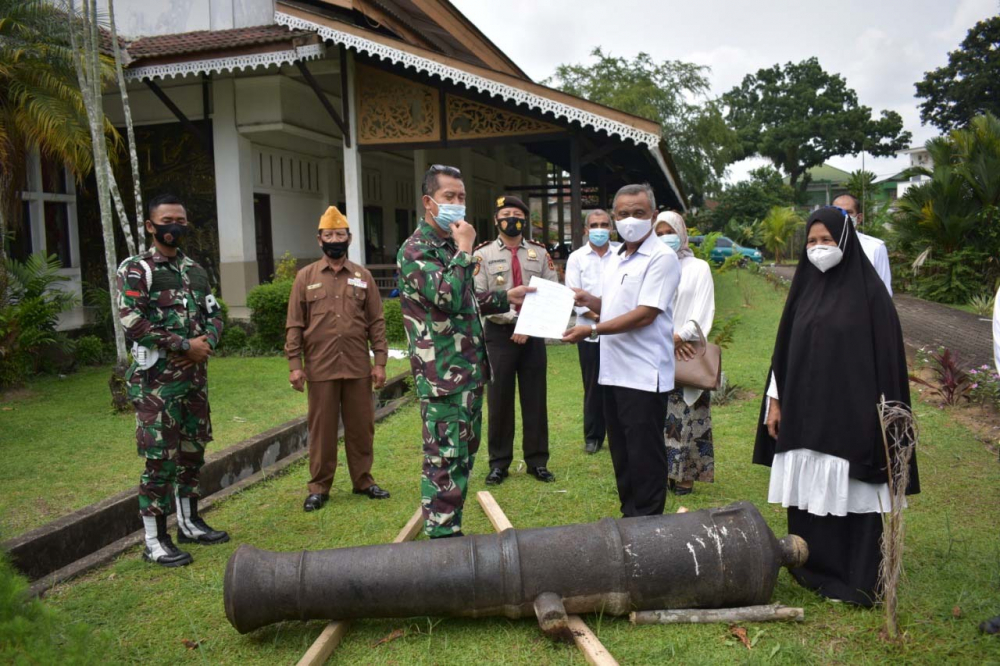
[118,193,229,567]
[474,195,559,485]
[397,165,532,538]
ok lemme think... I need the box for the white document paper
[513,276,576,339]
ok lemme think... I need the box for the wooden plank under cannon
[475,491,620,666]
[295,506,424,666]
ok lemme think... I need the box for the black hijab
[753,207,919,493]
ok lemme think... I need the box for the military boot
[176,497,230,545]
[142,515,193,567]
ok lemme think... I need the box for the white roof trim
[649,145,687,212]
[274,10,662,148]
[124,42,326,81]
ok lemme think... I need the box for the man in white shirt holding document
[563,184,681,517]
[565,209,619,454]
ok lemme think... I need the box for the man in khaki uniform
[473,195,559,485]
[286,206,391,512]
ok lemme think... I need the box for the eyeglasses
[428,164,461,177]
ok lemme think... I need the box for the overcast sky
[453,0,999,184]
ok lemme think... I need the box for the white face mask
[806,245,844,273]
[807,214,850,273]
[615,216,652,243]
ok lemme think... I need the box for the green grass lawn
[11,270,1000,664]
[0,355,410,539]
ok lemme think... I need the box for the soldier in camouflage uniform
[397,165,532,538]
[117,194,229,567]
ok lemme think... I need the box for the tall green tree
[915,16,1000,133]
[722,57,911,193]
[0,0,118,242]
[546,48,739,207]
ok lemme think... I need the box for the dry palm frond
[876,397,918,640]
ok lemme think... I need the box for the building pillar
[342,50,365,264]
[413,149,426,213]
[212,76,257,306]
[570,137,583,249]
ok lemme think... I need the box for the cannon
[224,501,807,635]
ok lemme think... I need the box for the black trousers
[604,385,670,517]
[576,341,606,445]
[485,321,549,470]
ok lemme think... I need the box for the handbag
[674,321,722,391]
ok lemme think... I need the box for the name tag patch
[348,277,368,289]
[307,283,323,290]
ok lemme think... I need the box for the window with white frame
[10,149,79,270]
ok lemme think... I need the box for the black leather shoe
[142,515,193,567]
[980,615,1000,634]
[485,468,508,485]
[353,484,391,499]
[584,440,602,454]
[528,466,556,482]
[303,493,329,512]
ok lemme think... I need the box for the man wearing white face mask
[832,194,892,296]
[563,184,681,517]
[565,209,620,454]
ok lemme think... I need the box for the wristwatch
[589,324,599,341]
[180,339,191,352]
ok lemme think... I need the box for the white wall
[95,0,274,38]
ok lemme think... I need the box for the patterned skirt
[664,388,714,483]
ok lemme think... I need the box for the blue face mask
[588,228,610,247]
[430,200,466,231]
[659,234,681,251]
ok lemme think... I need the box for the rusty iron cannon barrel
[224,501,807,634]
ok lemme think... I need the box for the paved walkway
[765,266,993,371]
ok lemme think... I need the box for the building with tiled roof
[12,0,687,322]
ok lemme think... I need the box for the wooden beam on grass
[475,491,620,666]
[295,506,424,666]
[630,605,804,625]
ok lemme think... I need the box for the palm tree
[0,0,119,242]
[760,206,804,265]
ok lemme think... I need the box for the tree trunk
[107,0,144,235]
[70,0,130,410]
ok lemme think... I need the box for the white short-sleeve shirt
[598,232,681,392]
[857,232,892,297]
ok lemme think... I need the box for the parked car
[689,235,763,264]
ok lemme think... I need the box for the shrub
[911,248,983,304]
[75,335,106,366]
[969,363,1000,408]
[245,279,293,351]
[910,347,973,406]
[0,555,109,663]
[383,298,406,344]
[218,325,248,354]
[0,254,77,389]
[273,251,299,282]
[967,289,995,316]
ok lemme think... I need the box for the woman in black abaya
[753,206,919,607]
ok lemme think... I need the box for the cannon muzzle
[224,501,806,634]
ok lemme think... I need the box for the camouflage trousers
[128,358,213,517]
[420,387,483,538]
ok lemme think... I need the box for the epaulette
[527,239,548,251]
[116,249,153,273]
[473,240,492,252]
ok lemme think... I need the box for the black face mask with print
[322,240,349,259]
[497,216,525,237]
[150,222,188,247]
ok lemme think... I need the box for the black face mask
[322,240,349,259]
[149,221,187,248]
[497,216,525,237]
